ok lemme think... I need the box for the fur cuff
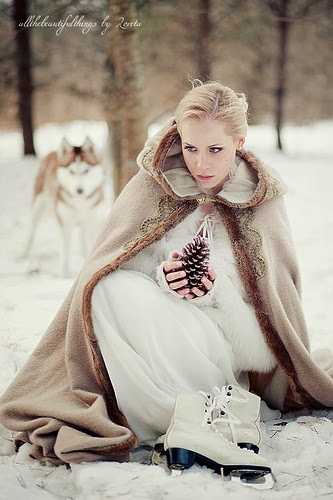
[188,284,216,306]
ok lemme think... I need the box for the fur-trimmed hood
[137,117,287,208]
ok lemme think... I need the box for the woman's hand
[163,251,216,300]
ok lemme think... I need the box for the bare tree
[12,0,36,155]
[105,0,146,199]
[266,0,290,150]
[197,0,212,79]
[267,0,329,149]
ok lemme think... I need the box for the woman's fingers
[163,260,183,274]
[188,268,216,298]
[165,269,186,283]
[201,276,213,291]
[169,278,189,290]
[191,287,206,297]
[162,256,188,292]
[163,257,216,297]
[194,267,216,293]
[208,266,216,281]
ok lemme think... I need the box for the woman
[0,81,332,477]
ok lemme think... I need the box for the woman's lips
[198,175,214,180]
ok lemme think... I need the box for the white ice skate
[163,388,275,489]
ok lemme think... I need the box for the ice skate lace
[195,213,215,247]
[198,385,249,445]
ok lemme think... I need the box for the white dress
[91,205,276,446]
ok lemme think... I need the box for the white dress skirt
[91,268,240,446]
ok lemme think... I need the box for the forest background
[0,0,332,197]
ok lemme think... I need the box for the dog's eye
[83,169,89,174]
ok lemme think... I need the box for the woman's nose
[197,154,209,171]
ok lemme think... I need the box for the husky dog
[20,137,105,277]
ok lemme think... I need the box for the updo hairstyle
[174,78,249,139]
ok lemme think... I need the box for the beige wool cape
[0,118,333,465]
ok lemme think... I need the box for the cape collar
[139,120,284,209]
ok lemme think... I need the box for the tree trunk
[12,0,36,155]
[197,0,212,79]
[275,0,290,150]
[105,0,146,199]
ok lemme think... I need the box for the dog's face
[56,137,104,197]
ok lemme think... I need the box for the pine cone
[181,235,210,290]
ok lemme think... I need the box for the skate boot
[199,385,261,453]
[197,385,275,488]
[164,392,272,486]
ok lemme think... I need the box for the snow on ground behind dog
[0,121,332,499]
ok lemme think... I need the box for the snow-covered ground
[0,120,332,499]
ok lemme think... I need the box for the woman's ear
[237,137,245,150]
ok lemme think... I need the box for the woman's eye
[184,146,222,153]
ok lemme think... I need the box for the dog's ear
[81,137,95,154]
[57,138,73,162]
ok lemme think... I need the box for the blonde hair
[174,78,249,139]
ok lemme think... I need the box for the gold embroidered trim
[124,196,181,251]
[235,208,268,280]
[266,176,280,202]
[140,146,155,172]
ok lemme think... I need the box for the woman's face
[180,117,244,194]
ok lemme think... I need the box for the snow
[0,120,332,499]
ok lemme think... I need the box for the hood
[136,117,286,209]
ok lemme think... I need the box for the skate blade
[170,468,184,477]
[227,470,275,490]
